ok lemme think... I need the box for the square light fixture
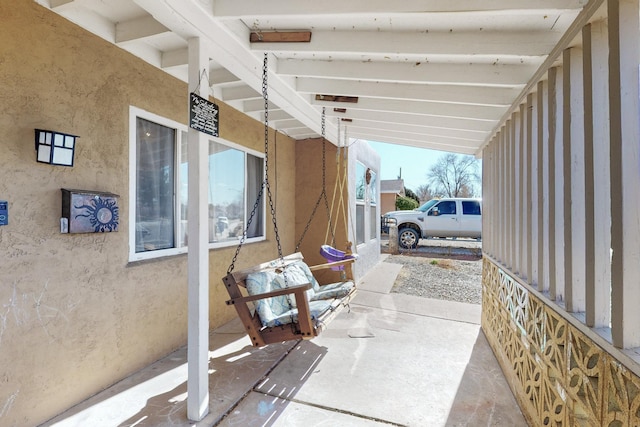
[35,129,78,167]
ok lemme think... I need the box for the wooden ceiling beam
[250,31,311,43]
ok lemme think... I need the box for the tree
[427,153,480,198]
[415,184,435,203]
[395,196,419,210]
[404,187,420,204]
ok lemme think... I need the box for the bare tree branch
[427,154,480,198]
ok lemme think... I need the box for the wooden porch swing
[222,54,356,347]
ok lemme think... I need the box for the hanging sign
[189,92,219,137]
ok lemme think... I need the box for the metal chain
[227,53,284,274]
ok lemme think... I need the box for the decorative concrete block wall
[482,257,640,426]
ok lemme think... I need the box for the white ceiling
[37,0,592,155]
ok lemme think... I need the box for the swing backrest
[223,253,356,346]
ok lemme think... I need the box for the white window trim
[129,106,267,261]
[207,137,266,250]
[129,106,188,262]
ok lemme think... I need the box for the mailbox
[61,189,119,233]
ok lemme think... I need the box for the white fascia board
[353,132,479,155]
[297,78,522,107]
[325,109,496,132]
[278,58,539,86]
[346,126,484,148]
[251,30,560,57]
[213,0,587,17]
[338,119,487,141]
[312,96,507,121]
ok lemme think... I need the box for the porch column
[536,80,547,292]
[584,21,611,328]
[187,37,210,421]
[509,117,516,271]
[515,108,523,275]
[526,93,535,283]
[563,47,586,313]
[608,0,640,348]
[496,125,507,264]
[507,118,517,271]
[548,66,564,301]
[519,104,527,278]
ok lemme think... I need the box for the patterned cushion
[265,300,333,328]
[245,261,351,328]
[311,281,355,301]
[245,270,292,326]
[289,260,321,292]
[272,262,315,306]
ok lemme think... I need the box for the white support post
[519,105,526,278]
[187,37,210,421]
[526,93,535,284]
[538,81,551,291]
[498,129,505,262]
[482,144,489,254]
[564,47,586,313]
[589,19,611,328]
[536,81,546,292]
[510,117,516,271]
[550,66,565,302]
[514,110,522,275]
[502,125,508,265]
[608,0,640,348]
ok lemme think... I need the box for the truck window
[437,201,456,215]
[462,201,481,215]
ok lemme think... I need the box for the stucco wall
[295,138,349,284]
[0,2,296,425]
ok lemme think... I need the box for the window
[129,107,265,261]
[355,162,366,244]
[208,140,264,247]
[355,162,379,244]
[436,201,457,215]
[355,162,366,201]
[462,200,481,215]
[368,169,377,240]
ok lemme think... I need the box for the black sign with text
[189,92,219,137]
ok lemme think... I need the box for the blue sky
[367,141,450,192]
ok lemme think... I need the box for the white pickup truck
[382,198,482,249]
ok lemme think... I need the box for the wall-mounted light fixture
[35,129,78,167]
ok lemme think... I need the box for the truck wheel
[398,228,419,249]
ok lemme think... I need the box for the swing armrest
[225,283,313,305]
[308,258,356,272]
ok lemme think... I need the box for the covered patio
[42,256,525,426]
[3,1,640,425]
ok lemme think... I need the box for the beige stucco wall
[380,193,397,215]
[0,2,296,425]
[295,138,350,284]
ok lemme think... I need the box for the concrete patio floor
[42,256,526,427]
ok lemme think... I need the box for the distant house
[380,179,405,214]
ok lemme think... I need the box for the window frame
[207,138,266,250]
[128,106,267,262]
[129,106,188,262]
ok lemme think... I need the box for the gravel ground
[388,254,483,305]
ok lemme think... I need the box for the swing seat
[223,253,356,347]
[319,244,358,271]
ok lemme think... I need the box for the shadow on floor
[445,331,526,427]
